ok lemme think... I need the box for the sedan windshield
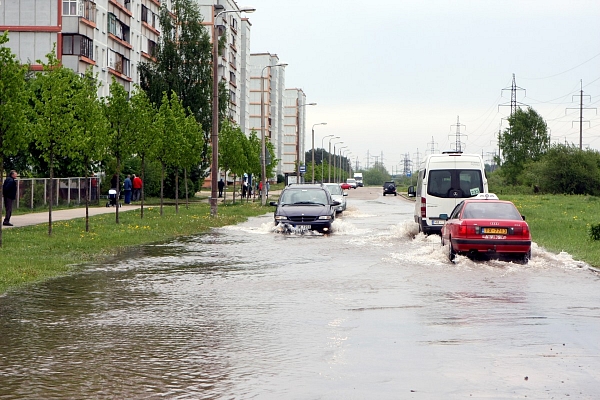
[324,185,342,195]
[280,189,329,205]
[462,202,522,220]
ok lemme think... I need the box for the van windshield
[427,169,483,198]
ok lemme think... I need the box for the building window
[108,13,130,42]
[62,34,94,59]
[229,71,236,85]
[63,0,78,15]
[108,49,130,76]
[229,89,236,104]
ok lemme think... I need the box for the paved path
[4,205,140,229]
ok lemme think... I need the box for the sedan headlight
[275,216,288,221]
[318,215,332,220]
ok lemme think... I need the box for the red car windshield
[462,202,522,220]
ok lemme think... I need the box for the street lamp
[329,140,342,183]
[320,134,334,183]
[337,146,348,182]
[342,150,351,181]
[211,5,256,217]
[296,102,317,182]
[326,136,339,183]
[261,62,287,206]
[311,123,327,183]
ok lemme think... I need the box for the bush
[589,223,600,241]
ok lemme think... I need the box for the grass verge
[504,194,600,266]
[0,202,269,294]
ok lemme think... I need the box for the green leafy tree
[179,113,204,208]
[499,107,549,184]
[536,144,600,195]
[0,32,29,246]
[129,87,159,218]
[69,68,109,232]
[156,91,186,215]
[265,139,278,181]
[219,121,247,203]
[29,47,83,235]
[138,0,226,177]
[104,78,135,224]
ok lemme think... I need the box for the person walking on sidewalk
[132,174,142,201]
[3,170,17,226]
[123,174,132,204]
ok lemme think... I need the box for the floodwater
[1,188,599,399]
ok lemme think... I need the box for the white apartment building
[1,0,165,97]
[196,0,251,131]
[249,52,286,178]
[283,88,308,176]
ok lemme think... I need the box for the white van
[408,152,488,234]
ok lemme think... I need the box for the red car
[340,182,351,190]
[440,193,532,264]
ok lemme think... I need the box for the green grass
[0,202,270,294]
[503,194,600,266]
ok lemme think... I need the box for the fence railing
[14,177,101,209]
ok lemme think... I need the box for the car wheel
[447,236,457,263]
[394,193,397,196]
[519,249,532,265]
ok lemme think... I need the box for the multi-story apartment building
[249,52,286,178]
[1,0,164,97]
[196,0,251,132]
[283,88,308,176]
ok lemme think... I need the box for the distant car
[340,182,351,190]
[269,184,341,233]
[440,193,532,264]
[383,181,397,196]
[323,183,347,213]
[346,178,357,189]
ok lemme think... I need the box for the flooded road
[1,187,599,399]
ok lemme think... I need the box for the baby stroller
[105,189,122,207]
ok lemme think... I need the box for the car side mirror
[521,215,526,221]
[343,192,348,196]
[407,185,416,197]
[331,201,341,206]
[269,201,278,207]
[439,213,448,221]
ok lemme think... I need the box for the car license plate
[482,227,508,234]
[431,219,444,225]
[295,225,311,232]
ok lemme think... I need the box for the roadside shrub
[589,223,600,241]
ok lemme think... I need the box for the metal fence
[14,177,101,209]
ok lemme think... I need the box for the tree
[179,113,204,208]
[129,87,160,218]
[0,32,29,246]
[29,47,83,235]
[104,78,135,224]
[219,121,247,203]
[138,0,227,177]
[69,68,109,232]
[536,144,600,195]
[499,107,549,184]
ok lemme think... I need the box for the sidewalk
[3,204,140,229]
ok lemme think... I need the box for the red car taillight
[421,198,426,218]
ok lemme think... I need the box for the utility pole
[366,150,370,169]
[566,80,596,150]
[413,148,421,175]
[449,116,466,152]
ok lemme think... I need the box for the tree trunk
[48,152,54,236]
[160,162,165,216]
[184,168,189,209]
[85,166,90,232]
[233,174,237,204]
[0,162,4,248]
[115,160,120,224]
[141,157,145,219]
[175,167,179,214]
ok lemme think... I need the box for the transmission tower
[499,73,527,116]
[566,80,597,150]
[401,153,412,176]
[449,116,466,152]
[426,136,439,155]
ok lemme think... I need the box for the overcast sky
[245,0,600,172]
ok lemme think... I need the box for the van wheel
[448,237,457,263]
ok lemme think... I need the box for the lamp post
[342,150,351,181]
[337,146,348,182]
[296,102,317,182]
[261,62,287,206]
[320,134,334,183]
[311,123,327,183]
[211,5,255,217]
[329,140,342,183]
[325,136,339,183]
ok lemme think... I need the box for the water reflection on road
[0,189,599,399]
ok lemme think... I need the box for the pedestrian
[258,180,263,196]
[218,178,225,198]
[2,170,17,227]
[123,174,132,204]
[132,174,142,201]
[242,180,247,198]
[266,180,270,197]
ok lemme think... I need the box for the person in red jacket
[132,174,143,201]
